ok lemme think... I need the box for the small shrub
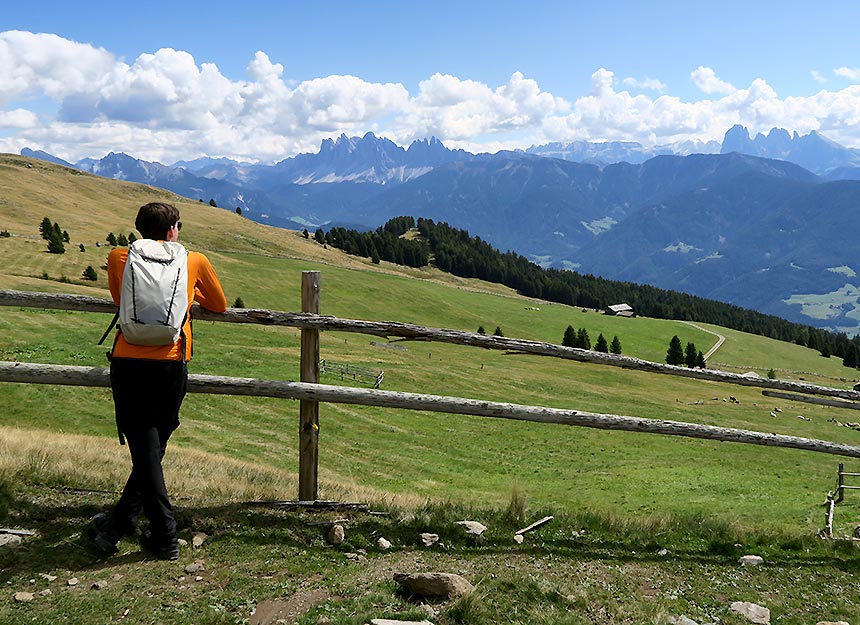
[82,265,98,281]
[59,275,71,283]
[477,326,486,335]
[493,326,504,337]
[78,243,85,252]
[767,368,776,379]
[233,296,246,308]
[0,229,10,238]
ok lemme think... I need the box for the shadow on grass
[3,488,860,584]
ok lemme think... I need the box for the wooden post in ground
[299,271,321,501]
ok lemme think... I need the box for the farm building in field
[604,303,635,317]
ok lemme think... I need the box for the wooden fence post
[299,271,321,501]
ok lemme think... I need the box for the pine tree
[576,328,590,350]
[562,325,577,347]
[81,265,97,281]
[493,326,504,337]
[39,216,53,240]
[46,231,65,254]
[695,350,706,368]
[610,335,622,355]
[79,243,86,252]
[209,198,217,207]
[128,233,137,243]
[314,229,325,244]
[666,335,684,365]
[233,296,245,308]
[117,233,129,246]
[684,342,698,368]
[477,326,486,335]
[106,232,118,246]
[594,333,608,352]
[302,228,310,239]
[235,206,242,215]
[62,230,70,243]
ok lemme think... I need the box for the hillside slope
[1,151,859,530]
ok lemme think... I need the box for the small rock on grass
[418,533,438,547]
[67,577,79,587]
[0,535,23,548]
[377,537,392,550]
[13,591,34,602]
[184,562,205,574]
[192,532,208,548]
[730,601,770,624]
[394,572,474,598]
[668,616,699,625]
[738,555,764,566]
[328,524,345,545]
[91,580,108,590]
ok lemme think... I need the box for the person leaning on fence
[90,202,227,560]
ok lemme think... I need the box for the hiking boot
[140,529,179,561]
[89,513,126,554]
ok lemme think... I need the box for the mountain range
[18,126,860,333]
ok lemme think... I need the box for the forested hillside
[322,216,860,366]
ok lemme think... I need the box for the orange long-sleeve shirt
[107,246,227,361]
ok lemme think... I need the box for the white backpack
[117,239,189,346]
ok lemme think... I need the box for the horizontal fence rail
[3,289,860,401]
[3,361,860,459]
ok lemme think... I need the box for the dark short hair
[135,202,180,240]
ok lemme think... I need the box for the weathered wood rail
[4,285,860,503]
[3,289,860,401]
[3,360,860,458]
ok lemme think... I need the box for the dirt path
[681,321,726,360]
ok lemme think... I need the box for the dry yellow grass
[0,425,423,507]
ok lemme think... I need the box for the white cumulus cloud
[5,31,860,163]
[835,67,860,81]
[691,66,736,95]
[622,76,667,92]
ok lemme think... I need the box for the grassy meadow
[4,154,860,624]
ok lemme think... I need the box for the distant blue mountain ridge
[17,126,860,333]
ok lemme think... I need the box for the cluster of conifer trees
[317,216,860,367]
[321,217,428,267]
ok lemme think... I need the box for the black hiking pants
[109,357,187,544]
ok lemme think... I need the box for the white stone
[513,534,524,544]
[668,616,699,625]
[730,601,770,624]
[184,562,205,574]
[738,555,764,566]
[13,591,34,602]
[418,533,439,547]
[0,535,23,548]
[67,577,79,586]
[192,532,208,548]
[456,520,487,535]
[377,537,392,550]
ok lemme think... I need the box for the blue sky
[3,0,860,163]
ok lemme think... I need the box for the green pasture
[7,155,860,625]
[3,242,860,533]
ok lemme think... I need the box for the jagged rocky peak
[721,124,752,153]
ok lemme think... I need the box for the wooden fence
[3,275,860,502]
[319,359,384,388]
